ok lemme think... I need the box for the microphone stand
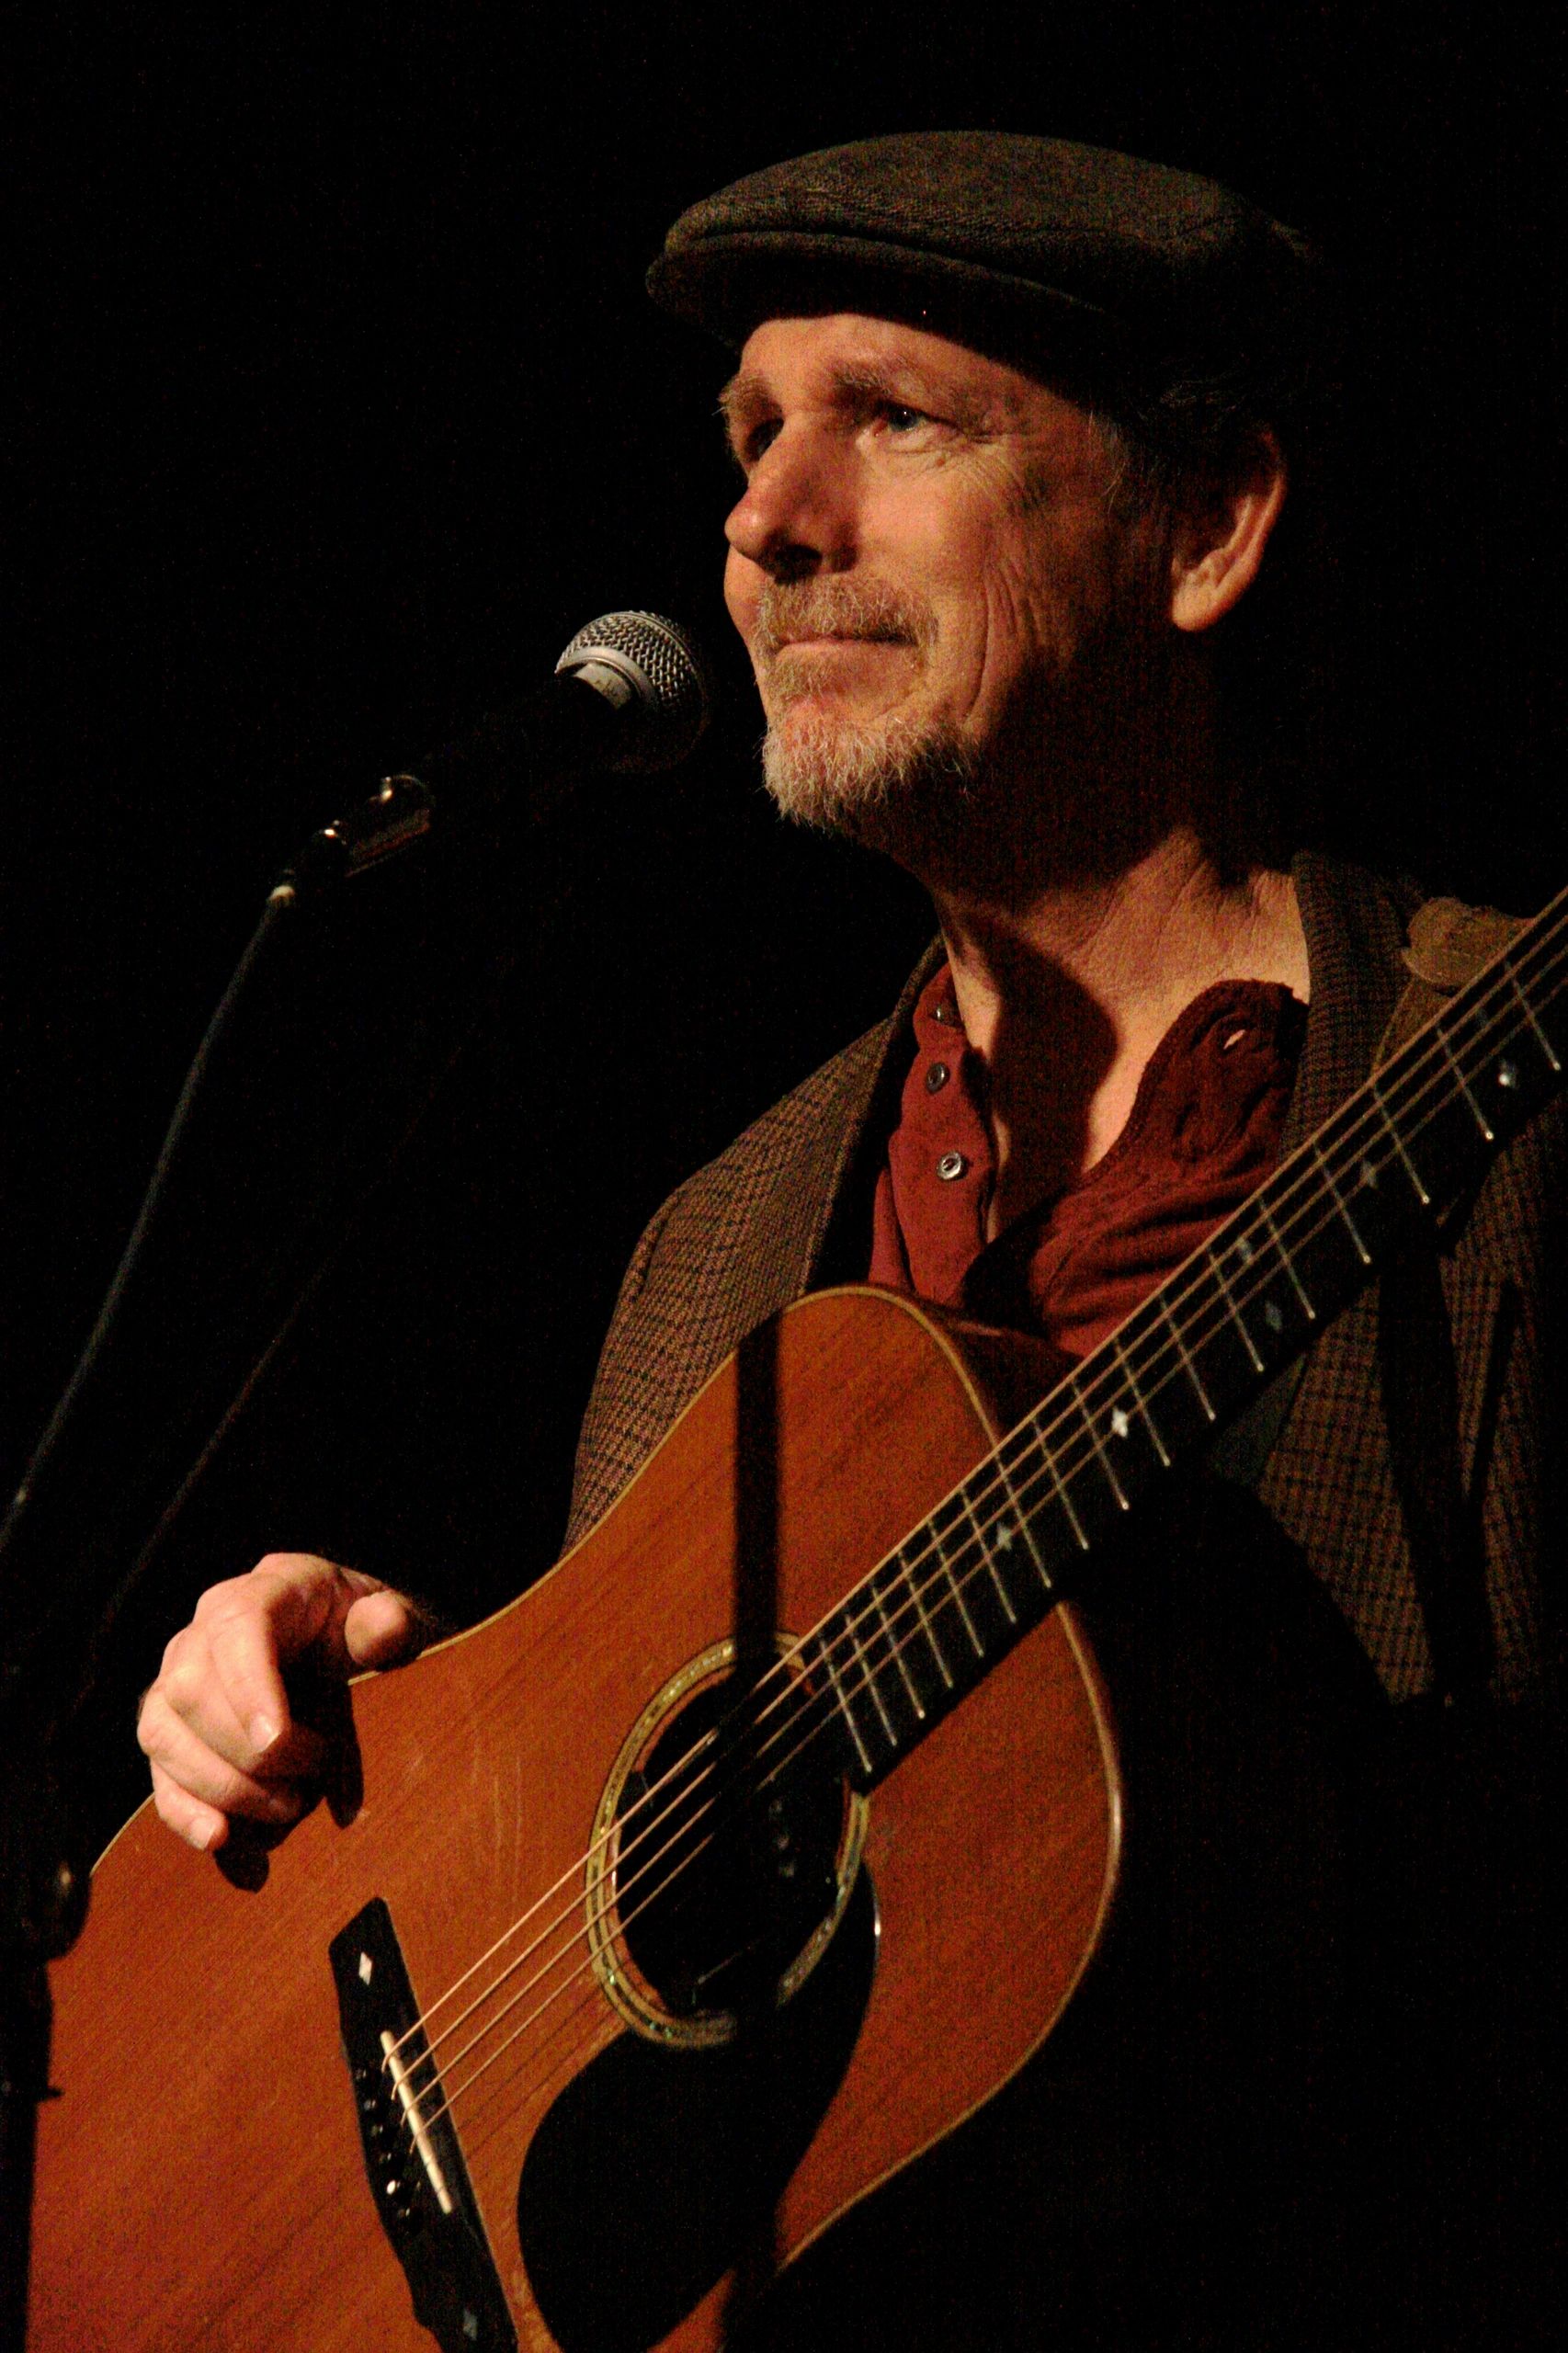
[0,1733,87,2350]
[0,615,710,2340]
[0,873,299,2349]
[0,778,444,2343]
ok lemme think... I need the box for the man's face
[721,313,1156,858]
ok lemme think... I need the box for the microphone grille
[555,610,711,771]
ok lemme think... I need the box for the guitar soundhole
[588,1644,868,2046]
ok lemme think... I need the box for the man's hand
[138,1552,424,1853]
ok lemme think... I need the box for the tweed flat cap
[649,131,1323,403]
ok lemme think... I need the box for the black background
[6,3,1564,1835]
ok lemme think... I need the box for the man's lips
[762,633,917,715]
[771,631,912,653]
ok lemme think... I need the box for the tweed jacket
[565,851,1566,1707]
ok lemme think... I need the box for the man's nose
[724,429,854,581]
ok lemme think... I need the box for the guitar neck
[805,885,1568,1787]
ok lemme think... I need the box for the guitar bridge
[330,1897,517,2351]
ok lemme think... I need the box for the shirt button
[926,1062,949,1094]
[932,1001,959,1026]
[937,1151,967,1182]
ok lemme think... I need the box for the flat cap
[649,131,1323,407]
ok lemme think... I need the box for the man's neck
[926,827,1310,1233]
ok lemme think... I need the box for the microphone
[284,609,710,894]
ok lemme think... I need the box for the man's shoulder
[1295,846,1566,1261]
[608,1007,903,1329]
[562,985,932,1550]
[665,1015,895,1215]
[642,931,945,1245]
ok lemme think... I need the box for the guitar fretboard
[802,887,1568,1787]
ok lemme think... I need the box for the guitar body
[29,1288,1119,2353]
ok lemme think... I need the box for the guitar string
[413,942,1567,2137]
[415,940,1505,2130]
[386,916,1565,2097]
[392,908,1562,2127]
[379,908,1562,2089]
[394,926,1567,2135]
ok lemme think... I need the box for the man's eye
[881,404,928,433]
[742,419,781,465]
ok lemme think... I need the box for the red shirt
[869,964,1305,1357]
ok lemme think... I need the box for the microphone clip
[281,773,436,899]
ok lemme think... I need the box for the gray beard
[751,574,981,863]
[760,703,983,865]
[750,558,1180,890]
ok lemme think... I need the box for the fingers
[140,1552,418,1854]
[146,1757,232,1855]
[140,1658,321,1810]
[163,1558,338,1764]
[141,1700,310,1848]
[342,1586,423,1669]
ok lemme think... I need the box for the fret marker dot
[1359,1159,1378,1188]
[1497,1060,1519,1090]
[1236,1237,1255,1264]
[994,1523,1014,1551]
[1264,1301,1284,1333]
[1110,1407,1131,1439]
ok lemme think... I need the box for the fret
[1209,1250,1266,1373]
[1437,1028,1495,1142]
[831,1602,899,1749]
[928,1530,985,1658]
[855,1624,899,1745]
[820,1641,875,1778]
[1114,1335,1170,1465]
[1073,1381,1131,1510]
[962,1497,1020,1626]
[1369,1079,1432,1207]
[869,1572,926,1721]
[1256,1199,1316,1321]
[899,1546,957,1691]
[1227,1224,1292,1343]
[793,890,1568,1802]
[1160,1296,1217,1421]
[993,1457,1054,1596]
[1033,1427,1092,1551]
[1508,967,1562,1073]
[1312,1139,1371,1266]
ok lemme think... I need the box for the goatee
[754,575,981,861]
[761,704,982,861]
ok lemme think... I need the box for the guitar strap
[1374,897,1526,1701]
[1215,894,1526,1702]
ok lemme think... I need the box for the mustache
[753,578,935,661]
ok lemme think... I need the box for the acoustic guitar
[27,888,1568,2352]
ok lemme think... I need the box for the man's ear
[1168,430,1288,633]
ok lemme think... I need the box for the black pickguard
[516,1866,878,2353]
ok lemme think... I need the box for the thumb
[341,1585,427,1669]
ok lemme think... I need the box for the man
[136,136,1562,2346]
